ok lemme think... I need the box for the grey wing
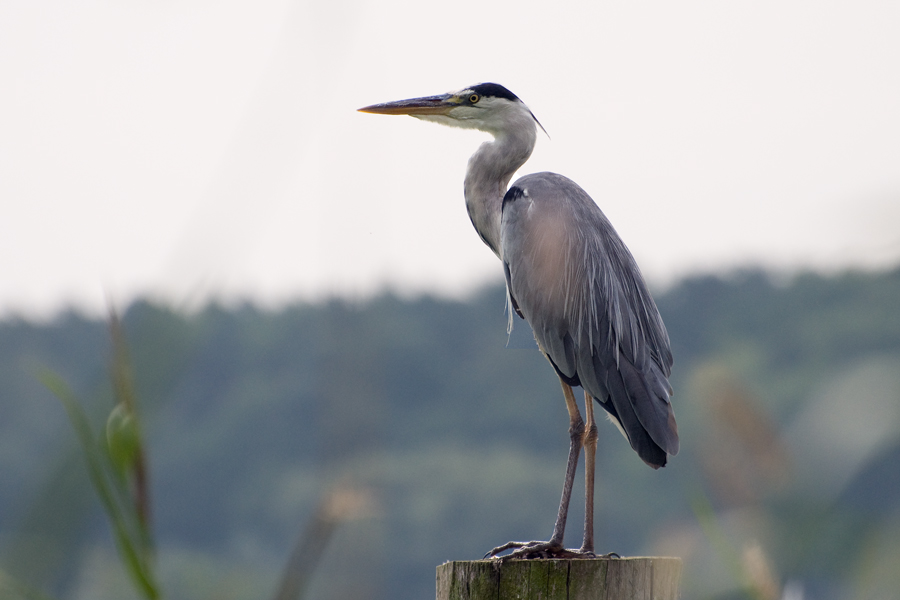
[500,172,679,468]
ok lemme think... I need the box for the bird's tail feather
[593,352,678,468]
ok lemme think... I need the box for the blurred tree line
[1,267,899,600]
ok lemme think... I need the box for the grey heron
[359,83,678,559]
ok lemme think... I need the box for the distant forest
[2,267,900,600]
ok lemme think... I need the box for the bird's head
[358,82,547,138]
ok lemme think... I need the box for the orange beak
[358,93,456,116]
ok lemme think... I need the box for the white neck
[463,117,537,257]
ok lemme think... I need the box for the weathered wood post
[436,557,681,600]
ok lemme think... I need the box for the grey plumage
[359,83,678,558]
[501,172,678,467]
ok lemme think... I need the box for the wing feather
[500,172,678,466]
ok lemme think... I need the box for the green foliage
[0,570,58,600]
[37,315,160,600]
[0,267,899,599]
[106,403,141,479]
[39,371,158,599]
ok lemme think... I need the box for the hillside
[2,267,899,600]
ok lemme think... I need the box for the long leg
[550,380,585,546]
[485,379,588,559]
[581,392,598,554]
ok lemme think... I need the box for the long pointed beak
[358,93,456,116]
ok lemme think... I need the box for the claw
[484,540,595,560]
[484,540,549,559]
[484,541,532,559]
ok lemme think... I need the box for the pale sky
[2,0,899,319]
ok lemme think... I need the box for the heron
[359,83,678,559]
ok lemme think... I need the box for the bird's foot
[484,540,596,560]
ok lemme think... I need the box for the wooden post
[436,557,681,600]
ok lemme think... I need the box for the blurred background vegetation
[1,267,899,600]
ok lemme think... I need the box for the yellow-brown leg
[581,392,599,554]
[485,378,586,559]
[549,380,585,546]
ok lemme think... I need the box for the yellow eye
[469,94,480,103]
